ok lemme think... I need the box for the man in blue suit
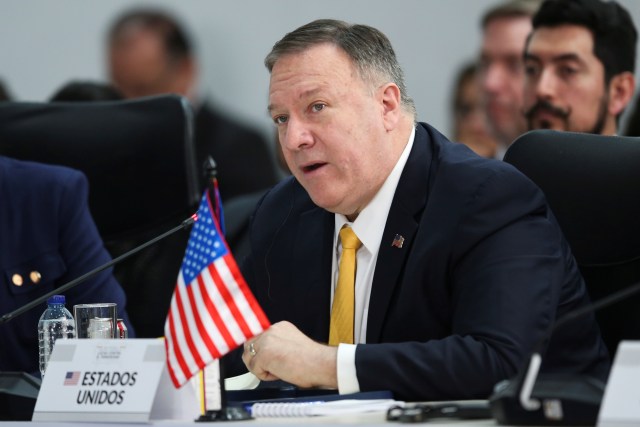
[232,19,609,401]
[0,157,133,375]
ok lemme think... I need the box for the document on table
[250,398,403,417]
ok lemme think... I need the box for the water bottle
[38,294,75,378]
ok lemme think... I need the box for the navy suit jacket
[233,123,609,401]
[0,157,133,374]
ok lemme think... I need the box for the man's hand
[242,321,338,389]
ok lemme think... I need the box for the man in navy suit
[232,19,609,401]
[0,157,133,375]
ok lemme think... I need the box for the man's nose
[482,63,506,93]
[281,118,314,151]
[534,68,558,100]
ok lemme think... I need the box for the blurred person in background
[523,0,637,135]
[478,0,541,158]
[49,80,123,102]
[107,9,281,337]
[0,156,134,375]
[450,62,498,158]
[107,8,280,201]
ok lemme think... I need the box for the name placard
[33,338,198,422]
[598,341,640,427]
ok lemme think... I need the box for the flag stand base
[195,360,252,422]
[196,406,252,422]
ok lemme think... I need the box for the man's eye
[478,57,490,72]
[559,66,577,78]
[506,58,523,74]
[273,115,288,125]
[311,103,325,112]
[524,63,540,77]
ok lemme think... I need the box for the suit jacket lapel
[290,205,334,342]
[366,124,434,342]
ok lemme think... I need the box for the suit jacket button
[12,274,23,286]
[30,271,42,284]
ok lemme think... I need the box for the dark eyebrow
[267,87,323,114]
[523,52,541,63]
[551,53,584,64]
[524,51,585,65]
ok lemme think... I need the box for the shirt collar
[335,126,416,252]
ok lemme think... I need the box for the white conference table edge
[0,416,538,426]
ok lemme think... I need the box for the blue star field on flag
[181,195,228,285]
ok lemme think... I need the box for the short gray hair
[481,0,542,29]
[265,19,416,119]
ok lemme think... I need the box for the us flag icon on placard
[63,371,80,386]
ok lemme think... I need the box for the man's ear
[608,72,635,117]
[173,55,197,97]
[380,83,402,131]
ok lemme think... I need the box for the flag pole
[202,156,225,235]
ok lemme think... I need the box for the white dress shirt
[332,127,415,394]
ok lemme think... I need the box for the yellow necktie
[329,226,362,346]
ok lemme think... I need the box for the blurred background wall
[1,0,639,142]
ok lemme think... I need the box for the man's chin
[491,121,525,145]
[307,191,342,212]
[529,118,565,132]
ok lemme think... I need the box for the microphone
[489,281,640,426]
[0,214,197,325]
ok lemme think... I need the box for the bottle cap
[47,294,66,305]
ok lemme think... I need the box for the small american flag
[63,371,81,386]
[164,189,270,388]
[391,234,405,248]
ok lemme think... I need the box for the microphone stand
[492,280,640,426]
[0,215,197,325]
[518,353,542,411]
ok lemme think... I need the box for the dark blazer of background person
[0,80,11,101]
[229,122,609,400]
[0,157,133,374]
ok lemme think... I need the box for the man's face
[479,16,532,146]
[268,43,395,217]
[109,27,183,98]
[454,75,497,158]
[523,25,611,134]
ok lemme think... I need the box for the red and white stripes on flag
[164,190,270,388]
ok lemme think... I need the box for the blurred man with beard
[523,0,636,135]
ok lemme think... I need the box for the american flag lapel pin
[391,234,405,248]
